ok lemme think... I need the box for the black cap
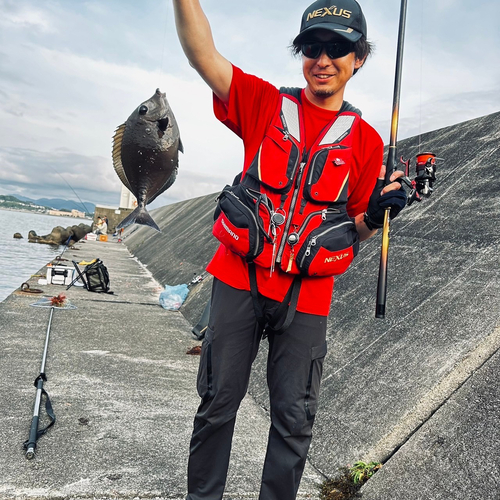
[293,0,367,44]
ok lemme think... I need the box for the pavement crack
[370,325,500,466]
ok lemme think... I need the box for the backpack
[85,259,111,293]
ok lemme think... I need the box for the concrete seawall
[1,111,497,499]
[123,192,219,329]
[124,111,500,498]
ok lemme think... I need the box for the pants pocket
[196,328,213,400]
[304,341,327,420]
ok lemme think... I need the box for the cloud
[0,0,54,33]
[1,0,500,213]
[0,147,119,206]
[0,40,243,206]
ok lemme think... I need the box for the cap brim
[293,24,363,45]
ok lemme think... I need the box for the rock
[13,233,23,239]
[69,223,92,243]
[46,226,72,245]
[28,230,40,243]
[28,224,92,245]
[28,226,71,245]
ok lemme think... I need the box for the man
[172,1,406,499]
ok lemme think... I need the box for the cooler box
[99,235,108,242]
[85,233,97,241]
[47,265,75,286]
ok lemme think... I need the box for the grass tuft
[318,461,382,500]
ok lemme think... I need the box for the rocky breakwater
[28,223,91,245]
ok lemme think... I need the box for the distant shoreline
[0,207,92,220]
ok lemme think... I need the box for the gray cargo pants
[186,278,327,500]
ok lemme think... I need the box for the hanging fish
[112,89,183,231]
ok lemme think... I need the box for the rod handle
[25,414,39,459]
[375,209,390,319]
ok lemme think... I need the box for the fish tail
[116,206,160,232]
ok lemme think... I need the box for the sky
[0,0,499,210]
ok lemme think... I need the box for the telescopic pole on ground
[25,306,55,459]
[24,296,76,459]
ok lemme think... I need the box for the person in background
[93,216,107,235]
[172,0,407,499]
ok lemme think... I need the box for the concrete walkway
[0,238,323,499]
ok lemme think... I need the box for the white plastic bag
[159,284,189,310]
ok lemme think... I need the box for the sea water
[0,209,91,303]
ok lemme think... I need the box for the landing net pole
[25,307,55,459]
[375,0,409,319]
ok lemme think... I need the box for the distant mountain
[0,195,51,213]
[10,195,33,203]
[9,195,95,214]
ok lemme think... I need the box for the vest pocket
[295,213,359,277]
[304,147,352,203]
[278,208,335,275]
[213,184,273,262]
[246,125,300,193]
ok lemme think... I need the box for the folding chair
[66,260,98,291]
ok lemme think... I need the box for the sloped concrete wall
[123,191,218,327]
[290,111,500,476]
[124,111,500,480]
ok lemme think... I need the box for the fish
[112,88,183,231]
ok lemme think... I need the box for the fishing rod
[53,234,73,264]
[47,164,92,216]
[375,0,408,319]
[375,1,443,318]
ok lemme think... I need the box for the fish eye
[157,117,169,132]
[139,105,148,115]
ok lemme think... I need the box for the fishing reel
[399,152,443,206]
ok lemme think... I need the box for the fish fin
[112,123,134,193]
[178,137,184,154]
[116,206,160,232]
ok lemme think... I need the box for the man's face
[302,29,365,107]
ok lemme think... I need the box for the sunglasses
[300,40,354,60]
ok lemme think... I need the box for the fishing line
[47,164,91,215]
[158,1,170,89]
[417,0,425,153]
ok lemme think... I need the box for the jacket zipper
[305,145,345,187]
[299,220,355,268]
[276,158,307,265]
[278,111,302,190]
[273,109,305,265]
[296,208,341,239]
[246,188,273,214]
